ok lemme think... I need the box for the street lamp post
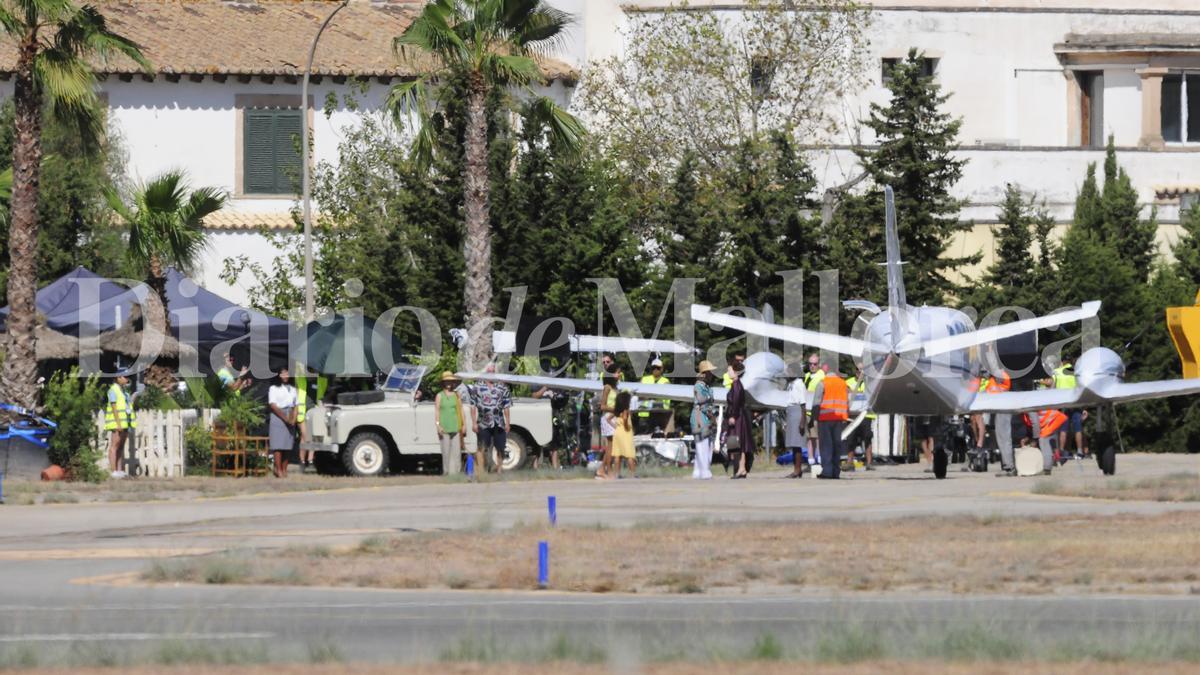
[301,0,350,323]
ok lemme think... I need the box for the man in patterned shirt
[470,363,512,473]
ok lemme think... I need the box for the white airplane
[692,186,1200,476]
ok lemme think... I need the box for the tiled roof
[0,0,577,82]
[203,211,303,230]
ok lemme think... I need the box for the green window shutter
[272,109,302,193]
[243,107,303,194]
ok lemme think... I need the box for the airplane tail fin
[884,186,907,314]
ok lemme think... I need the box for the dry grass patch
[13,663,1200,675]
[1034,472,1200,502]
[145,512,1200,595]
[4,465,646,505]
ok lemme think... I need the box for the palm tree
[389,0,583,367]
[0,0,149,409]
[107,171,226,390]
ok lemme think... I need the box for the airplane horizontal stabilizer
[691,305,870,357]
[968,376,1200,413]
[967,388,1081,414]
[921,302,1101,357]
[1085,377,1200,406]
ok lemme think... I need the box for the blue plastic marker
[537,541,549,587]
[466,454,475,478]
[547,495,557,526]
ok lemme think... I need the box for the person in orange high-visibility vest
[984,370,1017,476]
[813,369,850,479]
[1036,409,1067,474]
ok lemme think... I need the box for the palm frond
[109,171,219,271]
[0,167,12,204]
[55,5,152,73]
[510,5,572,56]
[139,170,188,215]
[178,186,227,229]
[33,47,95,106]
[481,53,540,86]
[394,0,464,65]
[16,0,74,27]
[525,95,584,151]
[0,6,23,37]
[387,77,437,167]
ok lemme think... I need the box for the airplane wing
[691,305,871,357]
[457,372,722,405]
[968,376,1200,413]
[921,302,1101,357]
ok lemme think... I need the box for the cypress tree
[848,48,974,306]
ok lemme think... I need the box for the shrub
[216,394,265,436]
[41,369,108,482]
[184,423,212,475]
[134,384,180,411]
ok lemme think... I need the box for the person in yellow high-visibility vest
[844,365,876,471]
[1051,361,1087,459]
[295,368,312,472]
[802,354,825,468]
[637,359,673,434]
[104,374,136,479]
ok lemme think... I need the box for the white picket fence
[94,409,217,477]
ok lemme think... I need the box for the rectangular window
[243,107,302,195]
[1161,73,1200,144]
[1077,71,1104,148]
[882,56,937,84]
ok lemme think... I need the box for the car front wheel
[490,432,529,472]
[342,431,390,477]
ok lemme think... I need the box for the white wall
[101,79,391,306]
[594,4,1200,148]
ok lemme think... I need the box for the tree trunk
[144,254,176,391]
[462,78,494,369]
[1,36,44,410]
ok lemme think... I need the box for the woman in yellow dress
[610,391,636,479]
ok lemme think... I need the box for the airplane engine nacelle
[1075,347,1126,389]
[744,351,787,383]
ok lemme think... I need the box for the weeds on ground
[748,633,785,660]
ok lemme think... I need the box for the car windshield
[383,364,426,393]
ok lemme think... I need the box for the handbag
[725,432,741,451]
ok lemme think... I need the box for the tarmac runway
[0,454,1197,665]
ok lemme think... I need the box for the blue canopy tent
[43,268,293,374]
[0,266,127,332]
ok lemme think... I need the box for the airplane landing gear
[1093,405,1119,476]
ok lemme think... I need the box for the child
[610,391,637,479]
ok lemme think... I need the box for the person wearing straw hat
[690,360,719,479]
[435,371,466,475]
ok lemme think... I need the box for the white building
[5,0,1198,299]
[567,0,1200,275]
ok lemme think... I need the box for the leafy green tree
[388,0,583,367]
[107,171,226,389]
[0,0,149,409]
[838,49,974,307]
[579,0,871,175]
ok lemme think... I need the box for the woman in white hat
[690,361,719,479]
